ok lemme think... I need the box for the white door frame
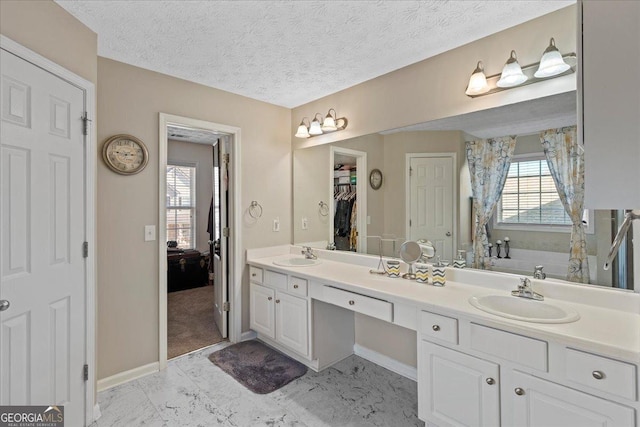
[405,152,457,258]
[158,113,241,370]
[0,35,98,424]
[329,146,367,253]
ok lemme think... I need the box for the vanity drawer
[420,311,458,345]
[264,270,287,291]
[288,276,308,297]
[249,266,263,284]
[470,323,548,371]
[323,286,392,322]
[565,348,637,401]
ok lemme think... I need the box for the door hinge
[83,364,89,381]
[223,227,230,238]
[82,242,88,258]
[81,112,91,136]
[409,219,412,227]
[409,166,413,176]
[223,301,230,312]
[223,153,230,164]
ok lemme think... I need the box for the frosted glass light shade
[295,123,310,138]
[322,115,337,131]
[309,119,323,135]
[535,38,570,78]
[497,50,527,88]
[465,62,490,96]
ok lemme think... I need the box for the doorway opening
[159,114,241,370]
[329,147,367,252]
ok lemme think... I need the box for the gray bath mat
[208,340,307,394]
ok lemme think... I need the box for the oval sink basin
[469,294,579,324]
[273,257,321,267]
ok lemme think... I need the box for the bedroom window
[166,164,196,248]
[497,156,572,227]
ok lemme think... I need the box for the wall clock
[102,134,149,175]
[369,168,383,190]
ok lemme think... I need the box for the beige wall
[97,58,291,379]
[0,0,97,84]
[291,5,577,369]
[167,139,214,253]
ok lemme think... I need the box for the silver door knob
[0,300,9,312]
[514,387,525,396]
[486,378,495,385]
[446,231,451,236]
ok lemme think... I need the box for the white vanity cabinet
[249,266,309,358]
[581,0,640,208]
[417,309,638,427]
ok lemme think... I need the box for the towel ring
[319,201,329,217]
[249,201,263,219]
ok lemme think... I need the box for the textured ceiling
[56,0,575,108]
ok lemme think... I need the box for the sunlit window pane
[166,165,196,248]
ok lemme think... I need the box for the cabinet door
[275,291,308,357]
[250,283,275,339]
[418,341,499,427]
[507,371,635,427]
[582,0,640,208]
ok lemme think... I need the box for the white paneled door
[409,156,454,261]
[1,50,86,425]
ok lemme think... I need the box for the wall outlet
[144,225,156,241]
[302,217,308,230]
[273,217,280,232]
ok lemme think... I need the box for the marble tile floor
[91,341,424,427]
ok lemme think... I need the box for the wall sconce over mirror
[465,37,575,98]
[295,108,348,138]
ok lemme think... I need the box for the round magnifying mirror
[400,241,422,279]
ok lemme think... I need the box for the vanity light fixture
[465,61,490,96]
[294,109,348,138]
[535,38,571,78]
[465,37,576,98]
[497,50,528,88]
[295,117,311,138]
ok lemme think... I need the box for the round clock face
[102,134,149,175]
[369,168,383,190]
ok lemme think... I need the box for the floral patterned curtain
[466,136,517,269]
[541,126,590,283]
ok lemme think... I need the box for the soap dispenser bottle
[432,256,446,287]
[453,250,466,269]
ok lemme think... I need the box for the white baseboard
[97,361,159,392]
[241,330,257,341]
[92,404,101,422]
[353,344,417,382]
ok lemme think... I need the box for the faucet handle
[533,265,546,279]
[519,277,530,289]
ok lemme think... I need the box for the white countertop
[247,246,640,364]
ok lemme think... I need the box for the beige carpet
[168,285,224,359]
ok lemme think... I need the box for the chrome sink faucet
[512,278,544,301]
[301,246,317,260]
[533,265,546,280]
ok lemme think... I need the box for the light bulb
[465,61,490,96]
[497,50,527,88]
[535,38,570,78]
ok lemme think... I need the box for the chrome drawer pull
[348,300,355,305]
[515,387,525,396]
[293,284,299,289]
[432,325,440,331]
[267,296,272,301]
[275,299,280,304]
[592,371,605,380]
[486,378,495,385]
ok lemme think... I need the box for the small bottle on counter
[386,260,400,278]
[432,257,446,287]
[453,250,466,269]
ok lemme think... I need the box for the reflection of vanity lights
[295,108,348,138]
[465,38,575,98]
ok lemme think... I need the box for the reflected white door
[0,50,86,425]
[213,139,228,338]
[409,156,454,260]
